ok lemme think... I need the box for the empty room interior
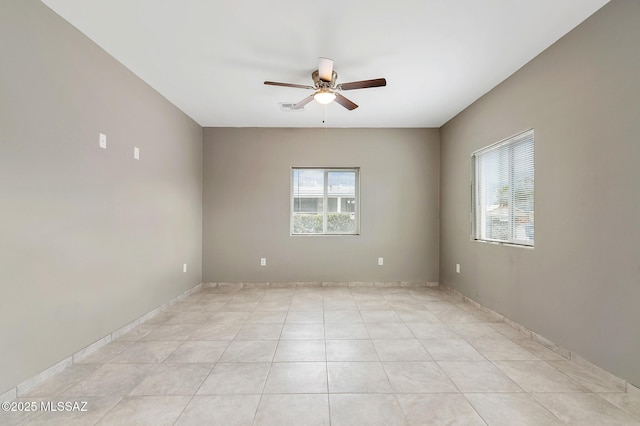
[2,0,640,424]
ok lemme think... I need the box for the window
[291,168,359,235]
[472,129,534,246]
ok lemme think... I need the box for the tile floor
[3,284,640,425]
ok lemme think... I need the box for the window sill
[291,233,360,237]
[472,239,534,249]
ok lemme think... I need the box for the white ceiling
[41,0,609,128]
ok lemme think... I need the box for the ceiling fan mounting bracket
[312,70,337,90]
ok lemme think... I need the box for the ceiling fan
[264,57,386,110]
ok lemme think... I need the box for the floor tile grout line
[489,358,586,394]
[323,299,333,424]
[170,291,242,420]
[523,391,576,425]
[89,395,125,426]
[252,299,291,424]
[171,393,196,426]
[458,392,491,426]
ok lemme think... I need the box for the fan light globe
[314,90,336,105]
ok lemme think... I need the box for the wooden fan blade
[338,78,387,91]
[334,93,358,110]
[264,81,315,90]
[292,94,315,109]
[318,57,334,82]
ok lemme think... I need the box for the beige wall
[0,0,203,393]
[440,0,640,386]
[203,128,440,283]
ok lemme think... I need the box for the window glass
[292,168,359,235]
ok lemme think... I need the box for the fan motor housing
[312,70,338,89]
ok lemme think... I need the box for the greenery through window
[291,168,359,235]
[472,130,534,246]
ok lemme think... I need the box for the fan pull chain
[322,104,328,127]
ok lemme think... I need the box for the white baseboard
[204,281,438,288]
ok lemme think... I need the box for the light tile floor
[4,285,640,425]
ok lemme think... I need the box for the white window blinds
[473,129,534,246]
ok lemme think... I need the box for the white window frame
[290,167,360,236]
[471,129,534,247]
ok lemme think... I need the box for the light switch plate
[99,133,106,149]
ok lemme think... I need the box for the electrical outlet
[134,147,140,160]
[260,258,266,266]
[99,133,107,149]
[456,263,461,274]
[378,257,384,266]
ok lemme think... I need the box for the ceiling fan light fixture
[314,90,336,105]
